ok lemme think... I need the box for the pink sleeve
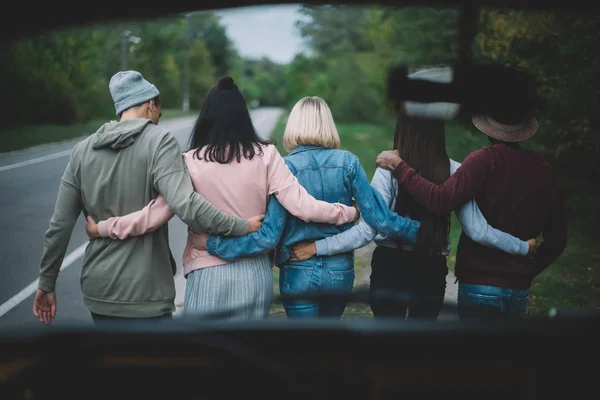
[265,146,356,225]
[97,195,175,240]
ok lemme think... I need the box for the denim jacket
[206,145,421,266]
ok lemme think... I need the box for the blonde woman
[192,96,421,318]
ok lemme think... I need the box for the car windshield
[0,3,597,332]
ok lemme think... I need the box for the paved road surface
[0,107,284,332]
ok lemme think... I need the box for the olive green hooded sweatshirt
[38,118,249,317]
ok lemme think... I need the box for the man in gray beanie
[33,70,263,325]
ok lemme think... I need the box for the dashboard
[0,317,597,399]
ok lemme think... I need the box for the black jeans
[90,312,173,324]
[369,246,448,320]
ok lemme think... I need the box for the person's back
[455,143,565,290]
[272,97,367,318]
[181,143,276,272]
[275,146,357,266]
[73,119,180,316]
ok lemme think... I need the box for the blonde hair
[283,96,341,152]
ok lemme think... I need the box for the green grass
[0,119,107,153]
[528,235,600,315]
[0,108,196,153]
[268,111,600,317]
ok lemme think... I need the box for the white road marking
[0,150,72,172]
[0,243,87,318]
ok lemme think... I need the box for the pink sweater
[98,144,356,276]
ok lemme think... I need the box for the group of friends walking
[32,69,567,325]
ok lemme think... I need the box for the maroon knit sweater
[392,144,567,289]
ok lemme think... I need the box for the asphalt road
[0,107,284,331]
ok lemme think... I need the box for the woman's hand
[289,241,317,261]
[376,150,402,171]
[247,214,265,234]
[85,216,101,240]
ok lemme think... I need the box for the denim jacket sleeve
[315,168,393,256]
[449,160,529,256]
[349,156,420,243]
[205,195,287,262]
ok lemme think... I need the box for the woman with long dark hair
[289,114,536,319]
[85,77,360,320]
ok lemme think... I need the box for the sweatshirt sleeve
[38,153,83,292]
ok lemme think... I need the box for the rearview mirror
[387,64,538,122]
[403,67,460,119]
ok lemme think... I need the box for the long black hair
[393,115,451,257]
[189,76,274,163]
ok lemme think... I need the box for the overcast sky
[212,4,311,64]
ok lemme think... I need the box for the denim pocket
[280,265,313,295]
[464,292,504,309]
[328,269,355,292]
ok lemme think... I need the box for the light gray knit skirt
[183,254,273,320]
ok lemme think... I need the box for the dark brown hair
[189,76,273,163]
[393,115,451,257]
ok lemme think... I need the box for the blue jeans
[457,283,529,319]
[279,257,354,319]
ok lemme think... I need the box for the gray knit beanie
[109,70,160,116]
